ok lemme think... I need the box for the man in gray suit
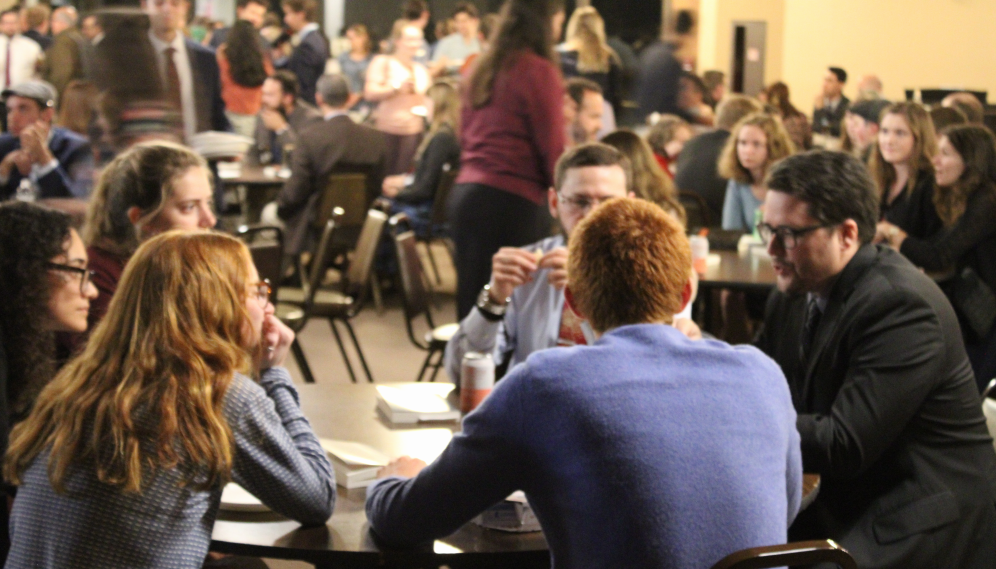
[276,73,386,256]
[755,151,996,569]
[249,70,320,166]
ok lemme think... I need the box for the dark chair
[710,540,856,569]
[418,168,458,284]
[277,207,387,383]
[235,224,284,287]
[390,213,458,382]
[679,190,713,230]
[314,171,371,261]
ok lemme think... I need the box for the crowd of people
[0,0,994,567]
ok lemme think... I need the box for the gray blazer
[248,101,321,166]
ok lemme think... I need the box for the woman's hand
[875,221,907,249]
[260,312,294,370]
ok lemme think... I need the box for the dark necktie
[5,37,11,89]
[164,47,182,112]
[799,296,823,367]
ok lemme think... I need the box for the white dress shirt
[0,34,41,90]
[149,31,196,141]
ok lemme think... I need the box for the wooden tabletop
[698,250,777,291]
[218,165,289,187]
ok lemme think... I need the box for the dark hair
[766,150,879,245]
[764,82,802,118]
[715,94,763,130]
[452,2,478,19]
[933,125,996,226]
[225,20,267,88]
[554,142,631,194]
[943,92,984,124]
[930,106,967,132]
[403,0,428,20]
[468,0,564,108]
[268,70,300,101]
[565,76,601,106]
[680,71,706,95]
[236,0,266,9]
[282,0,317,22]
[828,67,847,83]
[0,202,73,421]
[315,73,350,108]
[26,5,51,29]
[674,10,694,34]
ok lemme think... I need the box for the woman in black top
[878,125,996,390]
[382,81,461,237]
[869,102,942,240]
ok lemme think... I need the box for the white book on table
[375,383,460,424]
[320,439,390,489]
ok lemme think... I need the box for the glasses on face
[557,193,615,213]
[45,262,96,295]
[252,279,271,307]
[756,222,834,250]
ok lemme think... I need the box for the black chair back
[679,190,712,230]
[429,168,459,231]
[236,224,284,286]
[342,209,388,307]
[390,213,434,349]
[302,208,343,312]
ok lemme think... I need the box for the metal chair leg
[341,319,375,383]
[416,350,434,382]
[290,338,316,384]
[328,318,358,383]
[427,348,444,382]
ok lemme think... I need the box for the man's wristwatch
[476,284,509,321]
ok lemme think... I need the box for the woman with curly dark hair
[218,19,273,137]
[0,201,98,561]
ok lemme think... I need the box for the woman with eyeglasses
[0,201,99,562]
[79,141,217,335]
[4,231,334,568]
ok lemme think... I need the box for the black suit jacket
[277,114,386,254]
[756,245,996,569]
[185,39,231,133]
[813,95,850,137]
[673,129,729,226]
[277,29,328,105]
[0,127,92,199]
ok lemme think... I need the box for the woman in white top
[365,22,431,175]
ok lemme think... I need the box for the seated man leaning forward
[754,151,996,569]
[444,142,699,382]
[0,80,92,200]
[366,197,803,568]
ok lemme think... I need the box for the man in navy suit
[142,0,230,140]
[0,81,91,200]
[275,0,327,106]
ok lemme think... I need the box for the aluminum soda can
[460,352,495,414]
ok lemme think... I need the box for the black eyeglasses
[756,222,834,249]
[46,262,96,295]
[252,279,271,307]
[557,193,616,212]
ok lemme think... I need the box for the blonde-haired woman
[4,231,334,567]
[868,101,942,240]
[81,141,216,332]
[382,80,461,235]
[718,113,795,231]
[558,6,622,117]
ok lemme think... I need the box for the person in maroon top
[80,141,217,332]
[448,0,567,319]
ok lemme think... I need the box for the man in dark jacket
[275,0,328,106]
[754,150,996,569]
[0,81,91,200]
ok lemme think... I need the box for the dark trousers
[448,183,551,320]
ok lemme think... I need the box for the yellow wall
[782,0,996,114]
[696,0,785,92]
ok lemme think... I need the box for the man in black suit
[673,95,762,226]
[812,66,849,137]
[248,70,320,166]
[276,73,385,255]
[142,0,230,139]
[754,150,996,569]
[275,0,328,106]
[0,81,91,200]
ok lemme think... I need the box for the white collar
[293,23,319,43]
[148,30,185,53]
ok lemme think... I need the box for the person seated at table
[941,91,984,125]
[275,73,386,257]
[367,197,803,567]
[929,105,967,133]
[248,70,321,166]
[0,81,93,201]
[563,77,605,147]
[80,141,216,332]
[600,129,685,225]
[645,113,692,178]
[876,124,996,391]
[868,101,942,241]
[841,98,890,163]
[719,112,795,232]
[753,150,996,569]
[380,80,460,237]
[3,231,335,568]
[444,143,699,383]
[0,201,98,563]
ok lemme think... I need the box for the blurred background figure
[558,6,622,123]
[217,19,272,137]
[645,113,692,178]
[762,81,810,150]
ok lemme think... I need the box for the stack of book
[320,439,391,490]
[375,383,460,424]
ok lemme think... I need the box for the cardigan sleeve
[394,129,459,204]
[900,190,996,273]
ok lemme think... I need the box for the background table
[219,165,288,224]
[694,250,777,335]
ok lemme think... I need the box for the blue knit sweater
[367,324,802,568]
